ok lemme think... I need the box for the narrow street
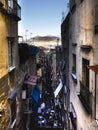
[23,55,64,130]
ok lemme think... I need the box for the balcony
[7,0,21,21]
[81,45,92,52]
[70,0,76,12]
[78,81,91,114]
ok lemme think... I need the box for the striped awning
[24,75,38,86]
[54,81,63,98]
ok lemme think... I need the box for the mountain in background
[31,35,60,42]
[28,35,61,49]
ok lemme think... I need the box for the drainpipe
[94,73,97,120]
[26,113,30,130]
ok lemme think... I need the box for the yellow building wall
[0,13,8,79]
[0,0,18,79]
[0,0,20,129]
[0,2,10,129]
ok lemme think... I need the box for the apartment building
[61,0,98,130]
[0,0,21,129]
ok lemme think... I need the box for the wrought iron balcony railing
[78,81,91,114]
[8,0,21,20]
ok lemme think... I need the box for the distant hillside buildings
[27,35,61,49]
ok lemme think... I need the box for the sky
[18,0,68,39]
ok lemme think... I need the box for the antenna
[62,11,65,22]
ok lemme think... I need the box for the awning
[54,81,63,98]
[64,85,67,94]
[24,75,38,86]
[88,65,98,74]
[31,85,40,103]
[29,45,39,56]
[9,88,19,100]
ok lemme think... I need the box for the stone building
[61,13,70,130]
[61,0,98,130]
[17,43,40,129]
[0,0,21,129]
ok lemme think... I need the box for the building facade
[61,0,98,130]
[17,43,40,129]
[0,0,21,129]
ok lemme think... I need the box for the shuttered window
[7,37,15,70]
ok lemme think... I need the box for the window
[95,1,98,34]
[8,0,13,10]
[95,25,98,34]
[72,54,76,74]
[7,0,21,21]
[8,37,15,70]
[78,58,91,113]
[82,58,89,87]
[72,54,77,83]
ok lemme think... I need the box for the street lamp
[30,33,32,39]
[57,37,59,46]
[25,29,28,42]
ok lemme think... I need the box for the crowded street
[22,55,64,130]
